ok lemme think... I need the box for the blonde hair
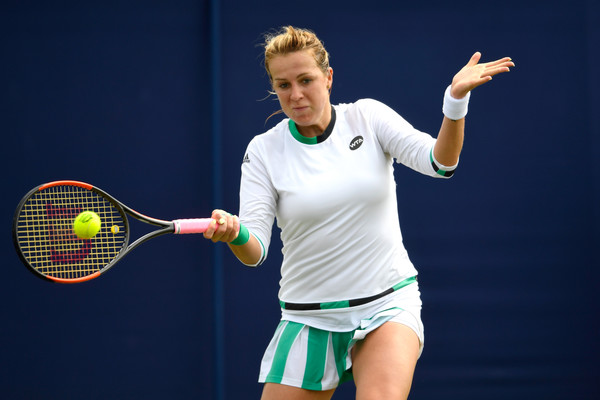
[263,26,330,82]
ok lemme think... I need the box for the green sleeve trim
[430,148,455,177]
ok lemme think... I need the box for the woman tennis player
[204,26,513,400]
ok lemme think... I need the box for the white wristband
[442,85,470,120]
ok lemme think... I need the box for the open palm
[450,52,514,99]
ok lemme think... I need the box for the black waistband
[280,276,417,311]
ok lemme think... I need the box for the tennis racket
[12,180,216,283]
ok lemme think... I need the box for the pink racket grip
[173,218,216,234]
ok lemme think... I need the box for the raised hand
[450,52,514,99]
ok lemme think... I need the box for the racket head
[12,180,130,283]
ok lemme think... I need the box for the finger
[212,209,226,221]
[212,209,231,231]
[207,209,241,243]
[467,51,482,66]
[213,216,229,243]
[482,65,512,78]
[212,223,226,242]
[205,209,224,240]
[203,219,218,240]
[481,57,514,70]
[492,56,514,65]
[222,215,236,242]
[231,215,241,242]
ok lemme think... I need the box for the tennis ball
[73,211,102,239]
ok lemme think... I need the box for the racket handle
[173,218,215,234]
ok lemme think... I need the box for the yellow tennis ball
[73,211,102,239]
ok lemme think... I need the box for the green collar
[288,106,336,145]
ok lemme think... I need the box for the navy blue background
[2,1,598,399]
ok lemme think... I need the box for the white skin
[205,49,514,400]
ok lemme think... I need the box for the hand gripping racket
[12,180,215,283]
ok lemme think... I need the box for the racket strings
[14,185,127,280]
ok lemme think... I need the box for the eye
[301,78,312,85]
[277,82,289,89]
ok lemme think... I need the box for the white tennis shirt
[239,98,454,307]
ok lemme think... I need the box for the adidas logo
[349,136,364,150]
[242,153,250,164]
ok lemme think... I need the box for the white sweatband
[442,85,470,120]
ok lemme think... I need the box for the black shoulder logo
[349,136,364,151]
[242,153,250,164]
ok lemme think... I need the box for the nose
[290,83,303,101]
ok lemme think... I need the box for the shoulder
[247,118,288,152]
[335,98,395,119]
[335,98,386,111]
[335,99,399,127]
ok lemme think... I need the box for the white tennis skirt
[258,281,424,391]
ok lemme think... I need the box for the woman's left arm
[433,52,514,166]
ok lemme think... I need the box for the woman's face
[269,50,333,137]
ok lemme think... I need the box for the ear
[326,67,333,90]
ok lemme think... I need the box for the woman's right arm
[203,209,263,266]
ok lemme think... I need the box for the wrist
[442,85,470,120]
[230,224,250,246]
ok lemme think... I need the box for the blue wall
[2,1,598,399]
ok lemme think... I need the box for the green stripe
[430,148,452,177]
[392,276,416,291]
[302,328,329,390]
[289,119,317,144]
[255,234,267,264]
[331,331,354,383]
[320,300,350,310]
[266,321,304,384]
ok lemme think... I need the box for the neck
[296,103,332,138]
